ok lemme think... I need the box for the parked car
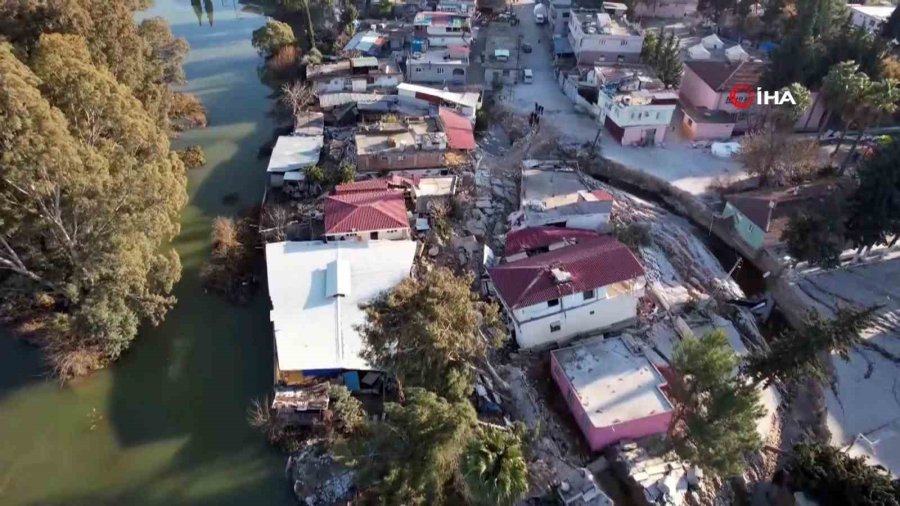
[523,68,533,84]
[522,43,532,53]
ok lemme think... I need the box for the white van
[523,68,533,84]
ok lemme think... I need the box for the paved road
[486,1,743,195]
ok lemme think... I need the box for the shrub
[614,222,652,250]
[251,20,296,58]
[200,216,258,303]
[327,384,366,437]
[266,45,300,82]
[787,442,900,506]
[176,145,206,169]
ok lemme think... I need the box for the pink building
[679,60,828,140]
[550,336,673,451]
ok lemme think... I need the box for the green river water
[0,1,296,504]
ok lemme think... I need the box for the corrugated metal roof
[267,135,323,173]
[265,241,416,372]
[438,107,476,150]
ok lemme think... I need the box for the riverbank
[0,2,294,504]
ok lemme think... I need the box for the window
[547,298,560,308]
[620,40,627,46]
[452,68,465,76]
[370,231,379,239]
[415,68,422,72]
[562,11,570,18]
[550,321,562,332]
[583,289,595,300]
[656,111,661,119]
[437,67,445,74]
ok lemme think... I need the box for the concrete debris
[613,442,700,506]
[287,441,355,506]
[557,467,614,506]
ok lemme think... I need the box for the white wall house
[582,65,678,146]
[849,4,895,33]
[413,11,471,47]
[549,0,574,34]
[509,160,614,232]
[488,236,646,350]
[568,10,644,64]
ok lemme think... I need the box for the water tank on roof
[597,12,612,27]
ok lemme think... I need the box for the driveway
[491,0,745,195]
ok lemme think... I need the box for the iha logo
[728,84,797,110]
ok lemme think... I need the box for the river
[0,1,295,504]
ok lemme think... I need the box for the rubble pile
[613,442,703,506]
[287,441,355,506]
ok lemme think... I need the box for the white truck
[533,4,547,24]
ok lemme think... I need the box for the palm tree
[461,428,529,506]
[840,78,900,173]
[820,62,869,150]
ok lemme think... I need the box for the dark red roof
[591,189,614,201]
[324,190,409,234]
[684,60,765,92]
[439,107,476,151]
[334,179,390,194]
[505,227,602,256]
[489,236,644,309]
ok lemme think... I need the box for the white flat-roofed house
[488,235,646,349]
[413,11,472,47]
[849,4,895,33]
[265,240,417,386]
[406,47,470,85]
[568,9,644,64]
[305,58,404,95]
[509,160,614,232]
[397,82,482,120]
[267,134,324,188]
[551,336,673,450]
[584,64,678,146]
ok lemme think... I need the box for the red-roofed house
[504,226,602,262]
[488,236,646,349]
[324,190,411,241]
[334,179,392,194]
[438,107,476,151]
[679,60,827,140]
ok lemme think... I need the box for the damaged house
[305,57,404,95]
[488,234,646,349]
[551,335,673,451]
[265,240,417,418]
[509,161,614,232]
[354,117,450,172]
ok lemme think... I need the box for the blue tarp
[759,41,778,54]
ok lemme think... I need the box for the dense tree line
[0,1,197,377]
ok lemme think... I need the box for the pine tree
[845,139,900,250]
[670,330,764,477]
[337,388,477,505]
[787,442,900,506]
[744,306,877,387]
[360,267,505,401]
[782,204,846,269]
